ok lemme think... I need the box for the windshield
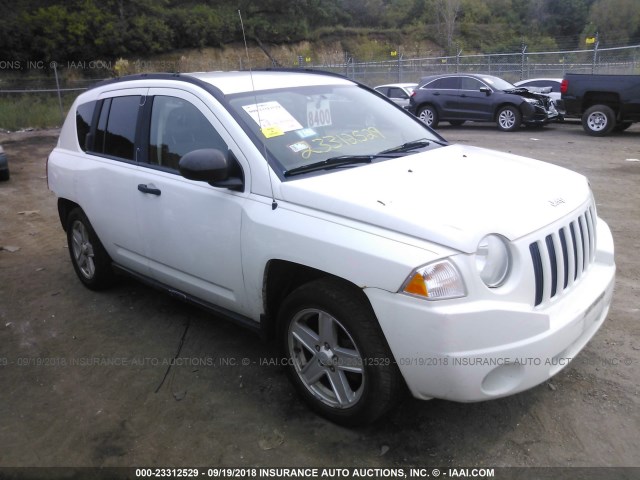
[227,84,444,178]
[482,76,516,91]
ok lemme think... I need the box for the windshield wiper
[284,155,378,177]
[379,139,432,154]
[284,146,429,177]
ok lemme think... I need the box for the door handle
[137,184,161,196]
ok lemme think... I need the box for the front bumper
[366,218,615,402]
[523,103,559,125]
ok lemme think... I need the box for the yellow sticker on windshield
[261,126,285,138]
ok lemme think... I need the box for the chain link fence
[311,44,640,86]
[1,43,640,129]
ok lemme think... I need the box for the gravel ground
[0,121,638,474]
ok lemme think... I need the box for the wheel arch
[417,101,441,115]
[57,198,81,232]
[261,260,372,341]
[582,92,620,116]
[493,101,521,121]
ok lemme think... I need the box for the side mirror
[179,149,228,182]
[179,149,244,190]
[480,87,492,96]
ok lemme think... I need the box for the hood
[520,86,553,94]
[279,144,590,253]
[504,87,547,100]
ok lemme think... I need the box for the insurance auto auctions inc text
[252,467,495,478]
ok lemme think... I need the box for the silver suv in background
[374,83,417,108]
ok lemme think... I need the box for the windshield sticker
[243,101,303,135]
[261,126,285,138]
[307,99,332,128]
[296,128,317,139]
[288,141,310,153]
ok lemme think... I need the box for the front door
[134,88,249,313]
[457,77,493,121]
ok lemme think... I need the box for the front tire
[582,104,616,136]
[417,105,439,128]
[496,105,522,131]
[278,278,403,426]
[66,208,115,290]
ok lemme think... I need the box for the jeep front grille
[529,206,597,306]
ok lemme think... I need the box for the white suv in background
[48,70,615,426]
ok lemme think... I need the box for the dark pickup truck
[561,73,640,135]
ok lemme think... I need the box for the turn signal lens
[401,259,466,300]
[404,273,429,297]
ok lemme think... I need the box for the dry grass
[0,93,77,131]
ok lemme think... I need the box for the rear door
[134,88,250,313]
[421,76,461,118]
[79,89,150,275]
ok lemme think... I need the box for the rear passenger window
[425,77,460,89]
[94,98,111,154]
[388,87,408,99]
[76,101,96,152]
[91,96,141,161]
[148,96,227,171]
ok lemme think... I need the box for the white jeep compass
[47,70,615,426]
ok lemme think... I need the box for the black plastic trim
[545,235,558,298]
[530,242,544,307]
[111,263,261,336]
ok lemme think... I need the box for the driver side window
[148,96,227,171]
[461,77,485,91]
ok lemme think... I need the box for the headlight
[524,97,542,106]
[475,234,511,287]
[401,259,466,300]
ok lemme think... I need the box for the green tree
[17,3,103,62]
[168,5,225,49]
[587,0,640,46]
[546,0,594,41]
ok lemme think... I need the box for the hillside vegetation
[2,0,640,67]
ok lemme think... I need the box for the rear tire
[277,278,404,426]
[417,105,439,128]
[66,208,115,290]
[582,104,616,136]
[0,169,9,181]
